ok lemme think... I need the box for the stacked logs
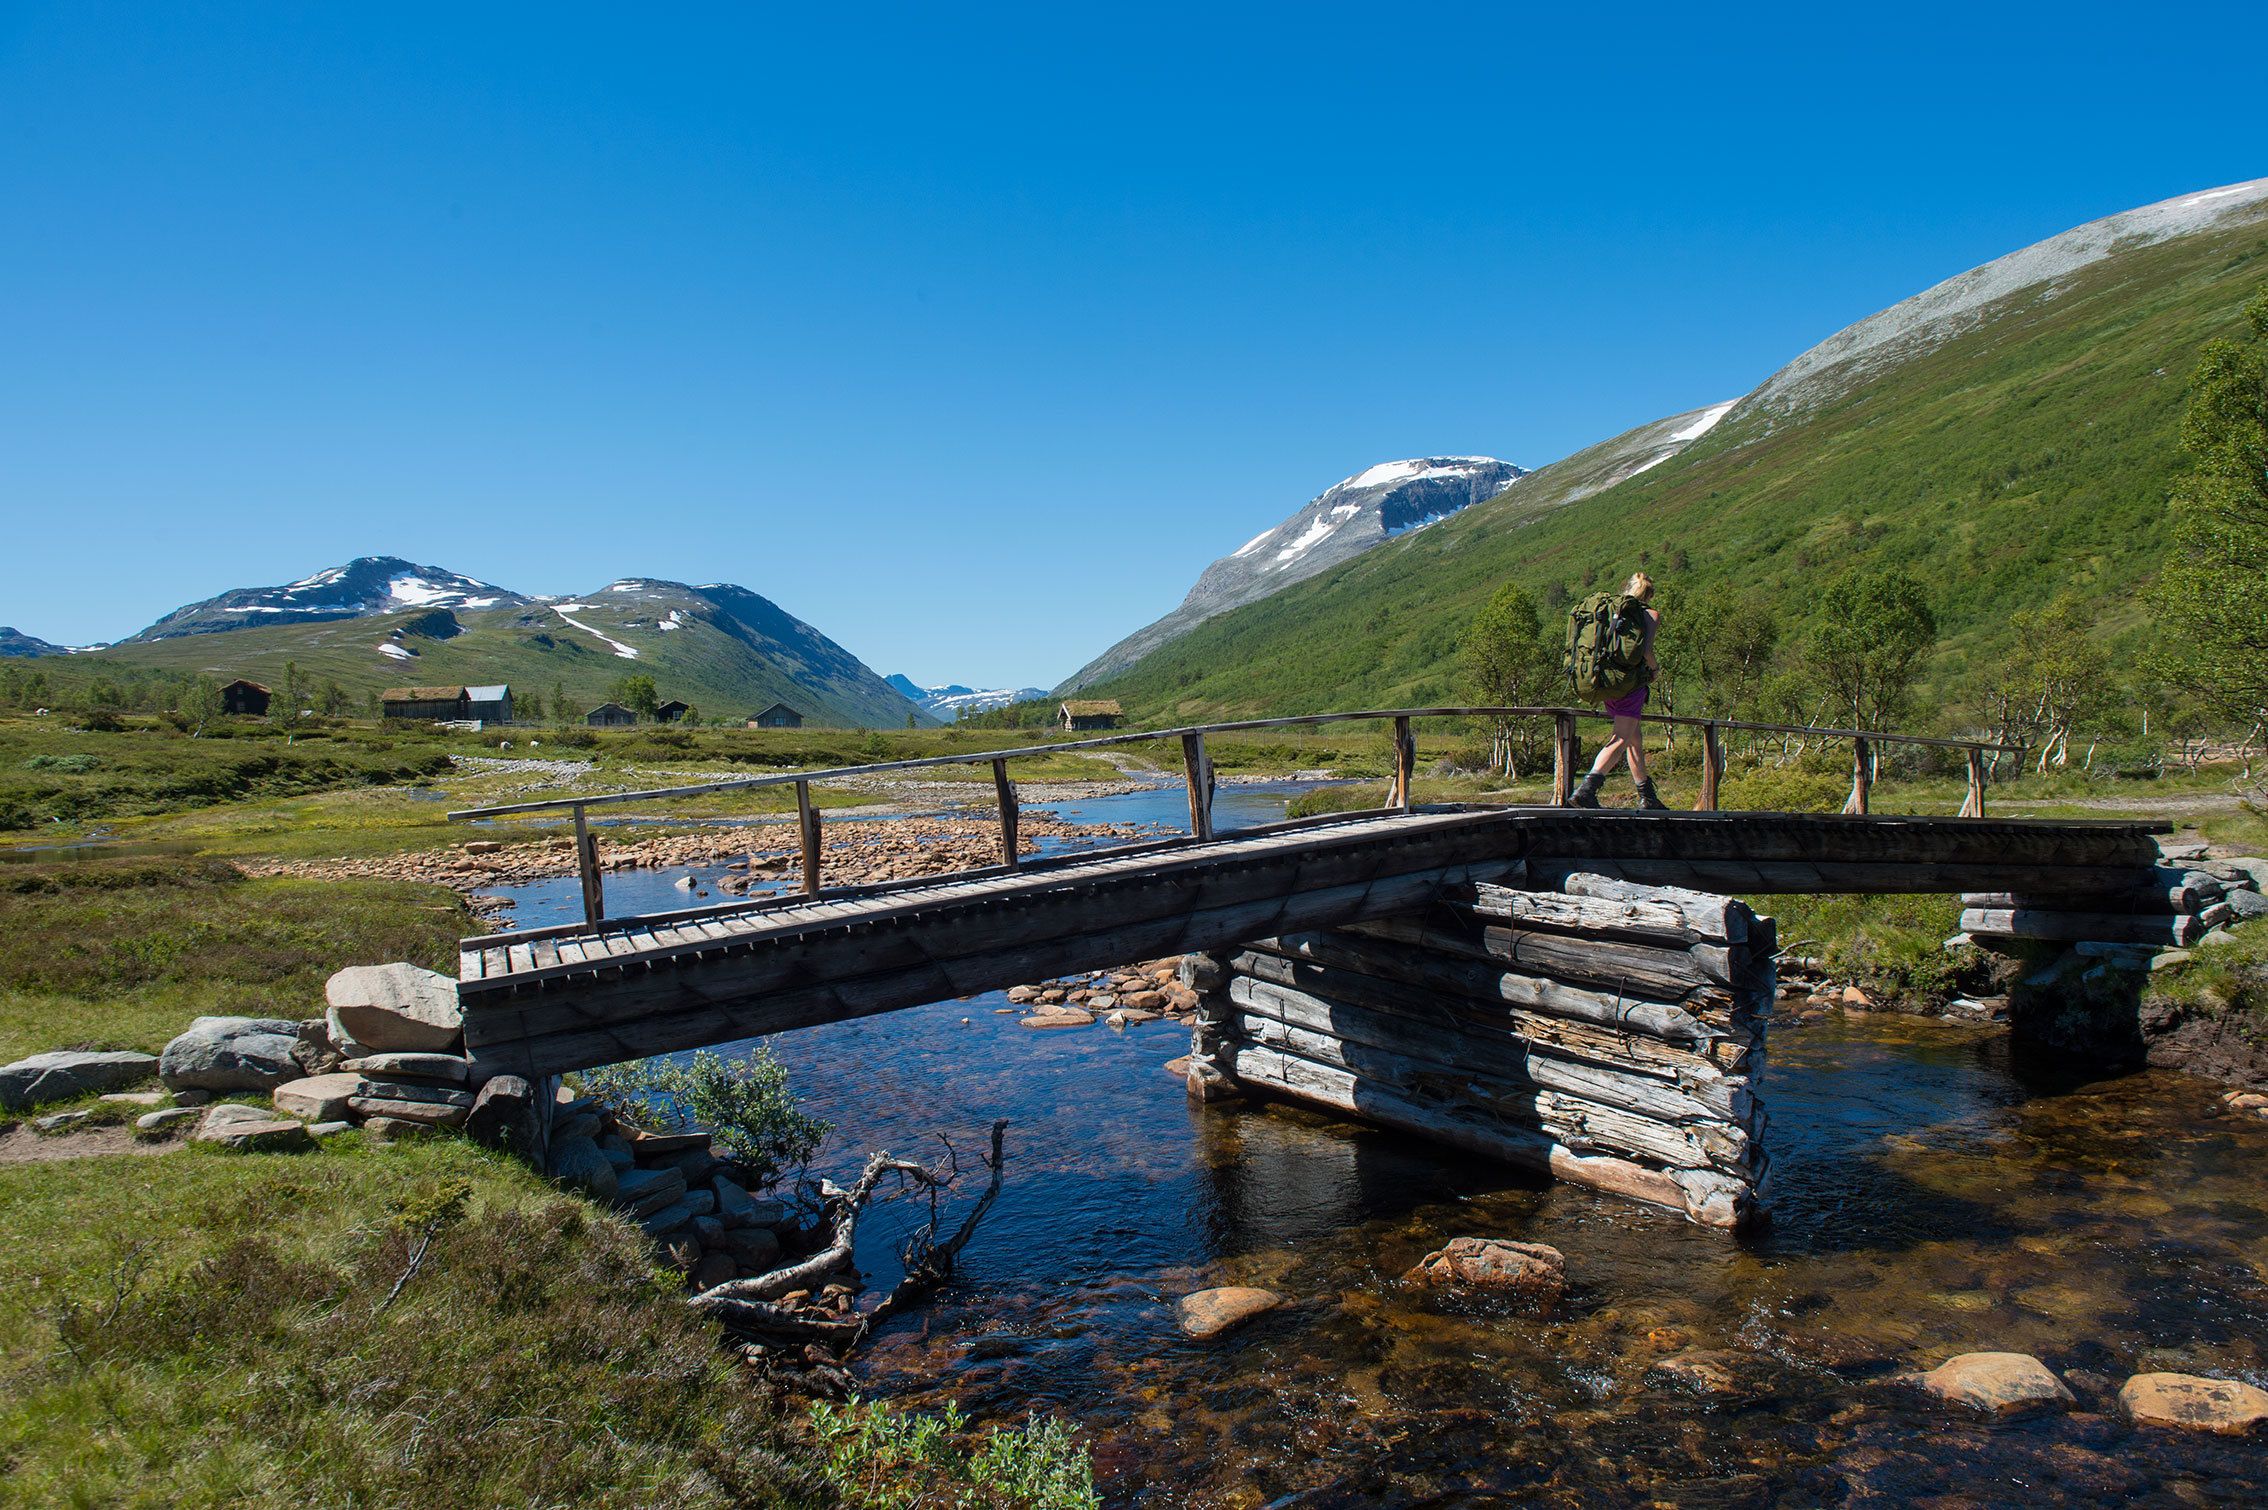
[1958,867,2233,950]
[1180,871,1774,1229]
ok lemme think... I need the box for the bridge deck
[456,805,2167,1079]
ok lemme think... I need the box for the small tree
[1663,582,1779,723]
[1458,583,1557,775]
[609,673,661,719]
[1804,568,1937,731]
[2148,283,2268,735]
[1999,596,2111,772]
[179,675,222,735]
[582,1047,830,1191]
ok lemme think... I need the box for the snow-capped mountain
[1064,456,1523,689]
[126,556,531,641]
[885,675,1049,716]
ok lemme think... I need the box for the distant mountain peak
[127,555,531,641]
[1063,455,1524,689]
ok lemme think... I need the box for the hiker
[1569,572,1666,810]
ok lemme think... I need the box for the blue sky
[4,2,2264,686]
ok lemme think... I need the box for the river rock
[271,1072,364,1123]
[194,1106,313,1151]
[1022,1009,1094,1028]
[725,1225,783,1268]
[135,1106,201,1131]
[626,1129,710,1159]
[361,1116,436,1142]
[1651,1350,1750,1396]
[691,1251,736,1291]
[548,1134,619,1199]
[159,1018,304,1092]
[0,1051,161,1110]
[615,1166,689,1217]
[462,1074,537,1151]
[2119,1372,2268,1433]
[692,1214,726,1247]
[341,1053,471,1083]
[639,1199,697,1235]
[1917,1352,2075,1414]
[32,1110,91,1131]
[347,1096,469,1128]
[356,1079,475,1109]
[99,1090,165,1106]
[2226,889,2268,920]
[325,963,463,1054]
[1403,1237,1567,1308]
[1177,1286,1285,1339]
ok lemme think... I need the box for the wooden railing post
[572,803,605,925]
[1181,732,1215,841]
[1552,713,1576,805]
[992,758,1020,866]
[1843,737,1872,815]
[1392,716,1416,812]
[1960,744,1986,818]
[795,780,822,894]
[1696,721,1724,811]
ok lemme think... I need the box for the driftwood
[691,1120,1009,1352]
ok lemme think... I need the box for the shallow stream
[490,785,2268,1506]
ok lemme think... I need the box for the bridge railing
[447,706,2012,927]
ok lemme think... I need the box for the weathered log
[1959,876,2220,914]
[1958,908,2206,947]
[1225,1008,1754,1171]
[1481,876,1749,945]
[1228,945,1757,1087]
[1348,915,1734,998]
[1254,928,1730,1044]
[1550,859,2164,896]
[1225,973,1753,1124]
[1224,1044,1754,1228]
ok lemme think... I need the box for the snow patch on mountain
[887,674,1049,716]
[127,556,532,642]
[552,605,641,659]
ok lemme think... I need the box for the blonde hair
[1624,571,1655,601]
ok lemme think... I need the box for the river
[493,782,2268,1506]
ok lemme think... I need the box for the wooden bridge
[447,706,2160,1081]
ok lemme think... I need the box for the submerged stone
[1402,1237,1566,1308]
[1178,1286,1284,1339]
[2119,1372,2268,1434]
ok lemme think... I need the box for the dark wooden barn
[220,680,271,717]
[380,686,471,721]
[586,702,638,727]
[748,702,803,729]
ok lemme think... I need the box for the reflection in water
[749,1004,2268,1507]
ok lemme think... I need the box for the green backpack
[1564,593,1651,703]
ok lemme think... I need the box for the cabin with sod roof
[1059,699,1123,732]
[220,680,271,717]
[748,702,803,729]
[381,685,472,721]
[585,701,638,727]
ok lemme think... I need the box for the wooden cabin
[220,679,271,717]
[381,685,471,721]
[1059,699,1123,732]
[748,702,803,729]
[465,684,514,723]
[655,700,692,724]
[585,702,638,727]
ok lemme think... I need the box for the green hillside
[1086,214,2268,727]
[22,581,929,729]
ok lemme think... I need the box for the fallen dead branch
[690,1119,1009,1353]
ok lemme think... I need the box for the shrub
[582,1048,829,1190]
[807,1398,1098,1510]
[1286,783,1388,819]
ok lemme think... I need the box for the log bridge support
[1180,870,1774,1228]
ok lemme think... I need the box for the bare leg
[1619,716,1649,784]
[1589,734,1628,777]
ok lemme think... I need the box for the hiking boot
[1636,778,1669,811]
[1570,772,1604,809]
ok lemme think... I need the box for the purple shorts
[1603,686,1648,719]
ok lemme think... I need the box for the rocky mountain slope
[126,557,531,641]
[1063,457,1524,689]
[52,567,927,728]
[0,627,78,658]
[1078,177,2268,720]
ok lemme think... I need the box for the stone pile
[237,811,1152,898]
[1006,958,1199,1029]
[541,1089,796,1293]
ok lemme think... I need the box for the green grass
[0,857,470,1062]
[1081,221,2268,727]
